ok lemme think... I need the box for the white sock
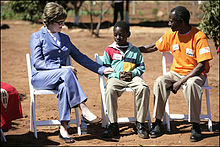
[80,103,97,121]
[60,125,70,138]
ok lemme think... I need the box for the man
[139,6,213,142]
[111,0,124,25]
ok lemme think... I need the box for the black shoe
[103,123,119,138]
[149,120,164,138]
[190,123,202,142]
[135,121,149,139]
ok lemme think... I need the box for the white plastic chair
[95,53,151,129]
[26,53,81,139]
[161,51,212,132]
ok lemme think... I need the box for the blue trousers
[31,68,87,121]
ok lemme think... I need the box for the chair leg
[1,128,7,142]
[101,95,108,128]
[205,89,212,132]
[30,93,34,132]
[31,94,38,139]
[75,108,81,135]
[134,94,137,119]
[165,100,171,132]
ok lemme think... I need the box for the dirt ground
[1,17,219,146]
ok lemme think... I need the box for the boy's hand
[120,71,132,82]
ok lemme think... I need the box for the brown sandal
[81,115,102,125]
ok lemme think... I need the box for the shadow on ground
[64,20,198,29]
[165,120,219,138]
[1,121,219,146]
[1,20,198,33]
[1,131,60,146]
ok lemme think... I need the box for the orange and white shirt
[156,26,213,76]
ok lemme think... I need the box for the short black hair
[114,21,130,33]
[170,6,190,24]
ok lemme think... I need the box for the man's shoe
[190,123,202,142]
[149,121,164,138]
[103,123,119,138]
[135,121,149,139]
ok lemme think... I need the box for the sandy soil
[1,19,219,146]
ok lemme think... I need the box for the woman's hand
[103,67,114,74]
[61,66,77,75]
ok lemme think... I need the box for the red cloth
[1,82,23,129]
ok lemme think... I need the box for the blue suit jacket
[30,26,105,76]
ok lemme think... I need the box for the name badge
[186,48,194,57]
[113,53,123,60]
[172,44,179,51]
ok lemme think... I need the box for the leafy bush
[1,5,17,20]
[198,1,219,51]
[4,1,85,24]
[6,1,46,22]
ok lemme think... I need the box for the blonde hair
[42,2,67,26]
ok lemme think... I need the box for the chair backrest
[26,53,34,93]
[95,53,104,65]
[95,53,106,93]
[162,51,173,75]
[26,53,72,92]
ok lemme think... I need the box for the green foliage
[5,1,86,23]
[152,8,159,21]
[152,8,158,15]
[198,1,219,50]
[138,11,144,16]
[155,1,160,6]
[6,1,46,22]
[1,5,19,20]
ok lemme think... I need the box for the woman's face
[47,19,65,33]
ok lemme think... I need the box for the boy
[103,21,150,139]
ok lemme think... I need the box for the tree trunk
[89,1,94,35]
[132,1,136,15]
[72,1,84,25]
[74,11,79,25]
[95,2,111,37]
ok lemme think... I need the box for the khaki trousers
[153,71,206,123]
[105,76,150,123]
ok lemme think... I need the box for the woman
[30,2,114,143]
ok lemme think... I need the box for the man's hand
[171,81,182,94]
[104,67,114,74]
[119,71,132,82]
[138,43,158,53]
